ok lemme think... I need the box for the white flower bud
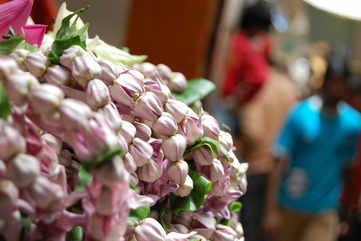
[168,72,187,93]
[167,160,189,185]
[174,175,193,197]
[29,84,64,115]
[7,154,40,188]
[10,49,30,71]
[162,134,186,162]
[43,65,71,86]
[60,45,87,69]
[86,79,111,110]
[24,51,49,77]
[6,71,39,106]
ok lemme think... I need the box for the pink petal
[0,0,33,39]
[23,24,47,47]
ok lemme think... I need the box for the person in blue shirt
[263,51,361,241]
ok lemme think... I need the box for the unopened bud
[29,84,64,115]
[133,92,163,122]
[24,51,49,77]
[72,54,102,88]
[135,218,166,241]
[152,112,178,137]
[129,138,153,167]
[86,79,111,110]
[6,71,39,106]
[167,160,189,185]
[7,154,40,188]
[60,45,87,69]
[174,175,193,197]
[10,49,29,71]
[162,134,186,162]
[210,159,224,182]
[168,72,187,93]
[137,158,162,183]
[165,99,189,123]
[43,65,71,86]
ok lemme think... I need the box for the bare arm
[263,156,287,240]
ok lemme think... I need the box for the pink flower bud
[29,84,64,115]
[129,138,153,167]
[72,54,102,88]
[7,154,40,188]
[174,175,193,197]
[152,112,178,137]
[95,185,124,216]
[41,133,62,155]
[0,123,26,160]
[10,49,29,71]
[167,160,189,185]
[6,71,39,106]
[135,218,166,241]
[167,224,189,234]
[128,69,145,84]
[192,147,214,166]
[181,111,203,145]
[28,176,64,211]
[60,99,93,130]
[24,51,49,77]
[86,79,111,110]
[157,64,172,81]
[135,62,157,78]
[99,103,122,131]
[210,159,224,182]
[60,45,87,69]
[96,156,130,187]
[43,65,71,86]
[118,120,136,144]
[213,224,237,241]
[134,121,152,141]
[137,158,162,183]
[192,212,216,229]
[110,72,144,109]
[0,56,18,80]
[162,134,186,162]
[0,180,19,218]
[123,152,137,173]
[202,113,220,139]
[168,72,187,93]
[165,99,189,123]
[98,59,120,85]
[133,92,163,122]
[218,130,233,151]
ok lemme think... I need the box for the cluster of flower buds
[0,16,247,241]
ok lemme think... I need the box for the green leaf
[81,146,122,168]
[170,195,197,215]
[170,170,212,214]
[48,8,89,64]
[186,137,230,162]
[189,169,212,208]
[75,165,92,190]
[0,82,11,119]
[129,206,150,220]
[220,219,230,226]
[228,201,242,212]
[67,226,83,241]
[0,35,37,55]
[173,78,216,105]
[129,183,136,190]
[48,35,85,64]
[159,208,169,233]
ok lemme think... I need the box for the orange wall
[126,0,217,79]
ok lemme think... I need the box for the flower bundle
[0,2,247,241]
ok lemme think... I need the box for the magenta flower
[0,0,46,47]
[23,24,47,47]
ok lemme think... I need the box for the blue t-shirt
[274,96,361,214]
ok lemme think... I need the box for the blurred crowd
[219,1,361,241]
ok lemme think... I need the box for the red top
[222,31,271,104]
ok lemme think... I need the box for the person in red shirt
[222,0,272,104]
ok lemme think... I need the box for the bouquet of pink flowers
[0,1,247,241]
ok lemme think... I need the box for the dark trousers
[338,213,361,241]
[240,173,270,241]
